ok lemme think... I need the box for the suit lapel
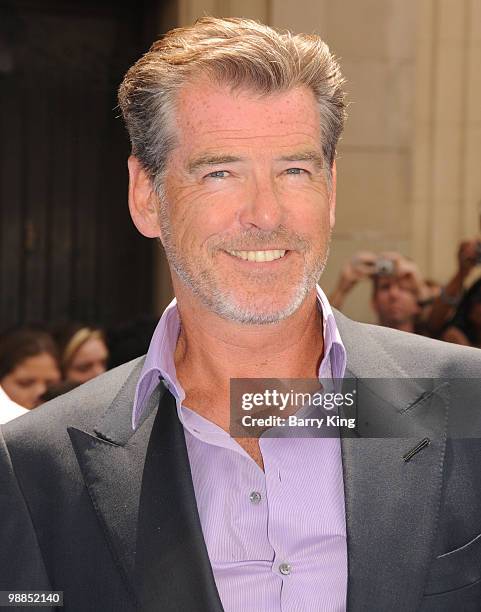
[134,388,223,612]
[67,311,449,612]
[68,363,223,612]
[335,312,448,612]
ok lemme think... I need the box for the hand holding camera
[457,239,481,278]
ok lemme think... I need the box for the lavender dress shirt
[132,285,348,611]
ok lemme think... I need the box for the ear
[329,160,337,230]
[128,156,161,238]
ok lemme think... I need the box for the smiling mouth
[224,249,288,262]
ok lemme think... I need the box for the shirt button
[279,562,292,576]
[249,491,262,504]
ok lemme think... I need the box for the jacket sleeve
[0,427,53,592]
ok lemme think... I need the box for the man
[372,274,420,331]
[1,17,481,612]
[329,251,428,333]
[371,264,422,333]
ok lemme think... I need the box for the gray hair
[118,16,346,193]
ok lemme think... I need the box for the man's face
[156,81,335,324]
[372,276,420,328]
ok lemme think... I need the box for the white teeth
[226,249,287,262]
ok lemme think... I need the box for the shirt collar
[132,285,346,429]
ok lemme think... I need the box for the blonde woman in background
[53,323,109,384]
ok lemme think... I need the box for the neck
[173,284,324,428]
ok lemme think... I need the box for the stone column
[412,0,481,282]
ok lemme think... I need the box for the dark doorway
[0,0,172,332]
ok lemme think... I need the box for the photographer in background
[426,239,481,337]
[440,277,481,348]
[330,251,431,333]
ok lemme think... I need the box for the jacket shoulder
[333,309,481,378]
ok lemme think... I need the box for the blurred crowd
[0,317,158,422]
[330,238,481,346]
[1,238,481,422]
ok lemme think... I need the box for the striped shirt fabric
[132,285,348,611]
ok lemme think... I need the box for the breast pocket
[424,532,481,596]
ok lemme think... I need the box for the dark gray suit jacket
[1,311,481,611]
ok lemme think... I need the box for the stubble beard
[158,201,330,325]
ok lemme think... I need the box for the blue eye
[206,170,229,179]
[285,168,307,175]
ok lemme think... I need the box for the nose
[33,382,48,407]
[238,175,284,231]
[388,283,402,299]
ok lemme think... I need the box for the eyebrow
[187,155,245,174]
[276,151,325,169]
[186,150,325,174]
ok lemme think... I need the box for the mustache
[210,227,309,252]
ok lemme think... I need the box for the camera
[374,258,395,276]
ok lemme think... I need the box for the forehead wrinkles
[182,128,319,141]
[175,131,322,164]
[176,119,320,145]
[169,131,323,172]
